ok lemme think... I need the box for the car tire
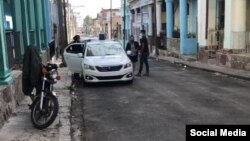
[127,79,133,84]
[73,73,80,80]
[82,78,90,87]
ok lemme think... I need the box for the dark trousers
[138,52,149,74]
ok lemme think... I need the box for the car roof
[65,40,122,48]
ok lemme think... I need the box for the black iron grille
[96,65,123,72]
[95,75,124,80]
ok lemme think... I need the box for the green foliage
[83,15,93,35]
[187,32,196,38]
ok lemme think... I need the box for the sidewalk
[63,39,250,79]
[154,54,250,80]
[0,67,72,141]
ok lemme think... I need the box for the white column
[224,0,232,49]
[156,1,162,37]
[197,0,207,46]
[130,12,133,35]
[232,0,246,32]
[224,0,246,49]
[148,4,153,36]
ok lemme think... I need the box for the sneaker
[143,73,149,77]
[135,73,141,77]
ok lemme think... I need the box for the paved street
[72,59,250,141]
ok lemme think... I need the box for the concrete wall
[167,38,180,56]
[216,53,250,71]
[0,71,24,128]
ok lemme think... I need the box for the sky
[69,0,121,24]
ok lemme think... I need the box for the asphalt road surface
[71,59,250,141]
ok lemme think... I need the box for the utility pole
[58,0,64,54]
[58,0,68,65]
[123,0,126,48]
[154,0,157,52]
[63,0,68,45]
[110,0,112,39]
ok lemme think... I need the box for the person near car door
[68,35,82,85]
[136,30,149,77]
[126,35,139,73]
[70,35,81,44]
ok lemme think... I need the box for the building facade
[99,8,121,40]
[197,0,250,70]
[123,0,200,56]
[166,0,198,55]
[198,0,250,52]
[0,0,52,85]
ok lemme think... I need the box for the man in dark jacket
[136,30,149,77]
[22,45,42,96]
[126,35,139,72]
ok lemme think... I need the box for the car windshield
[86,43,123,57]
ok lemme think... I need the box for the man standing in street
[136,30,149,77]
[126,35,139,73]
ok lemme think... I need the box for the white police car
[63,40,133,84]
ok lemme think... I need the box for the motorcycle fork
[40,77,46,110]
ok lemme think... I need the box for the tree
[83,15,93,35]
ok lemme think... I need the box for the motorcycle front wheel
[31,94,59,129]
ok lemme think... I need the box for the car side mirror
[126,50,131,55]
[77,53,83,58]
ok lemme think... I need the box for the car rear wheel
[72,73,80,80]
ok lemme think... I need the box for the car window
[66,44,84,54]
[86,43,123,57]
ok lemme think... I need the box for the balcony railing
[207,29,224,57]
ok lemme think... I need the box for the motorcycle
[29,63,61,129]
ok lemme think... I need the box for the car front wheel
[127,79,133,84]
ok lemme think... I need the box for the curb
[56,67,72,141]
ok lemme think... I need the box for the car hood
[84,55,130,66]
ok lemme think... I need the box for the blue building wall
[44,0,51,42]
[179,0,198,55]
[192,0,197,33]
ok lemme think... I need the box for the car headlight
[84,64,95,70]
[124,63,132,69]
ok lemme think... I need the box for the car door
[63,43,84,73]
